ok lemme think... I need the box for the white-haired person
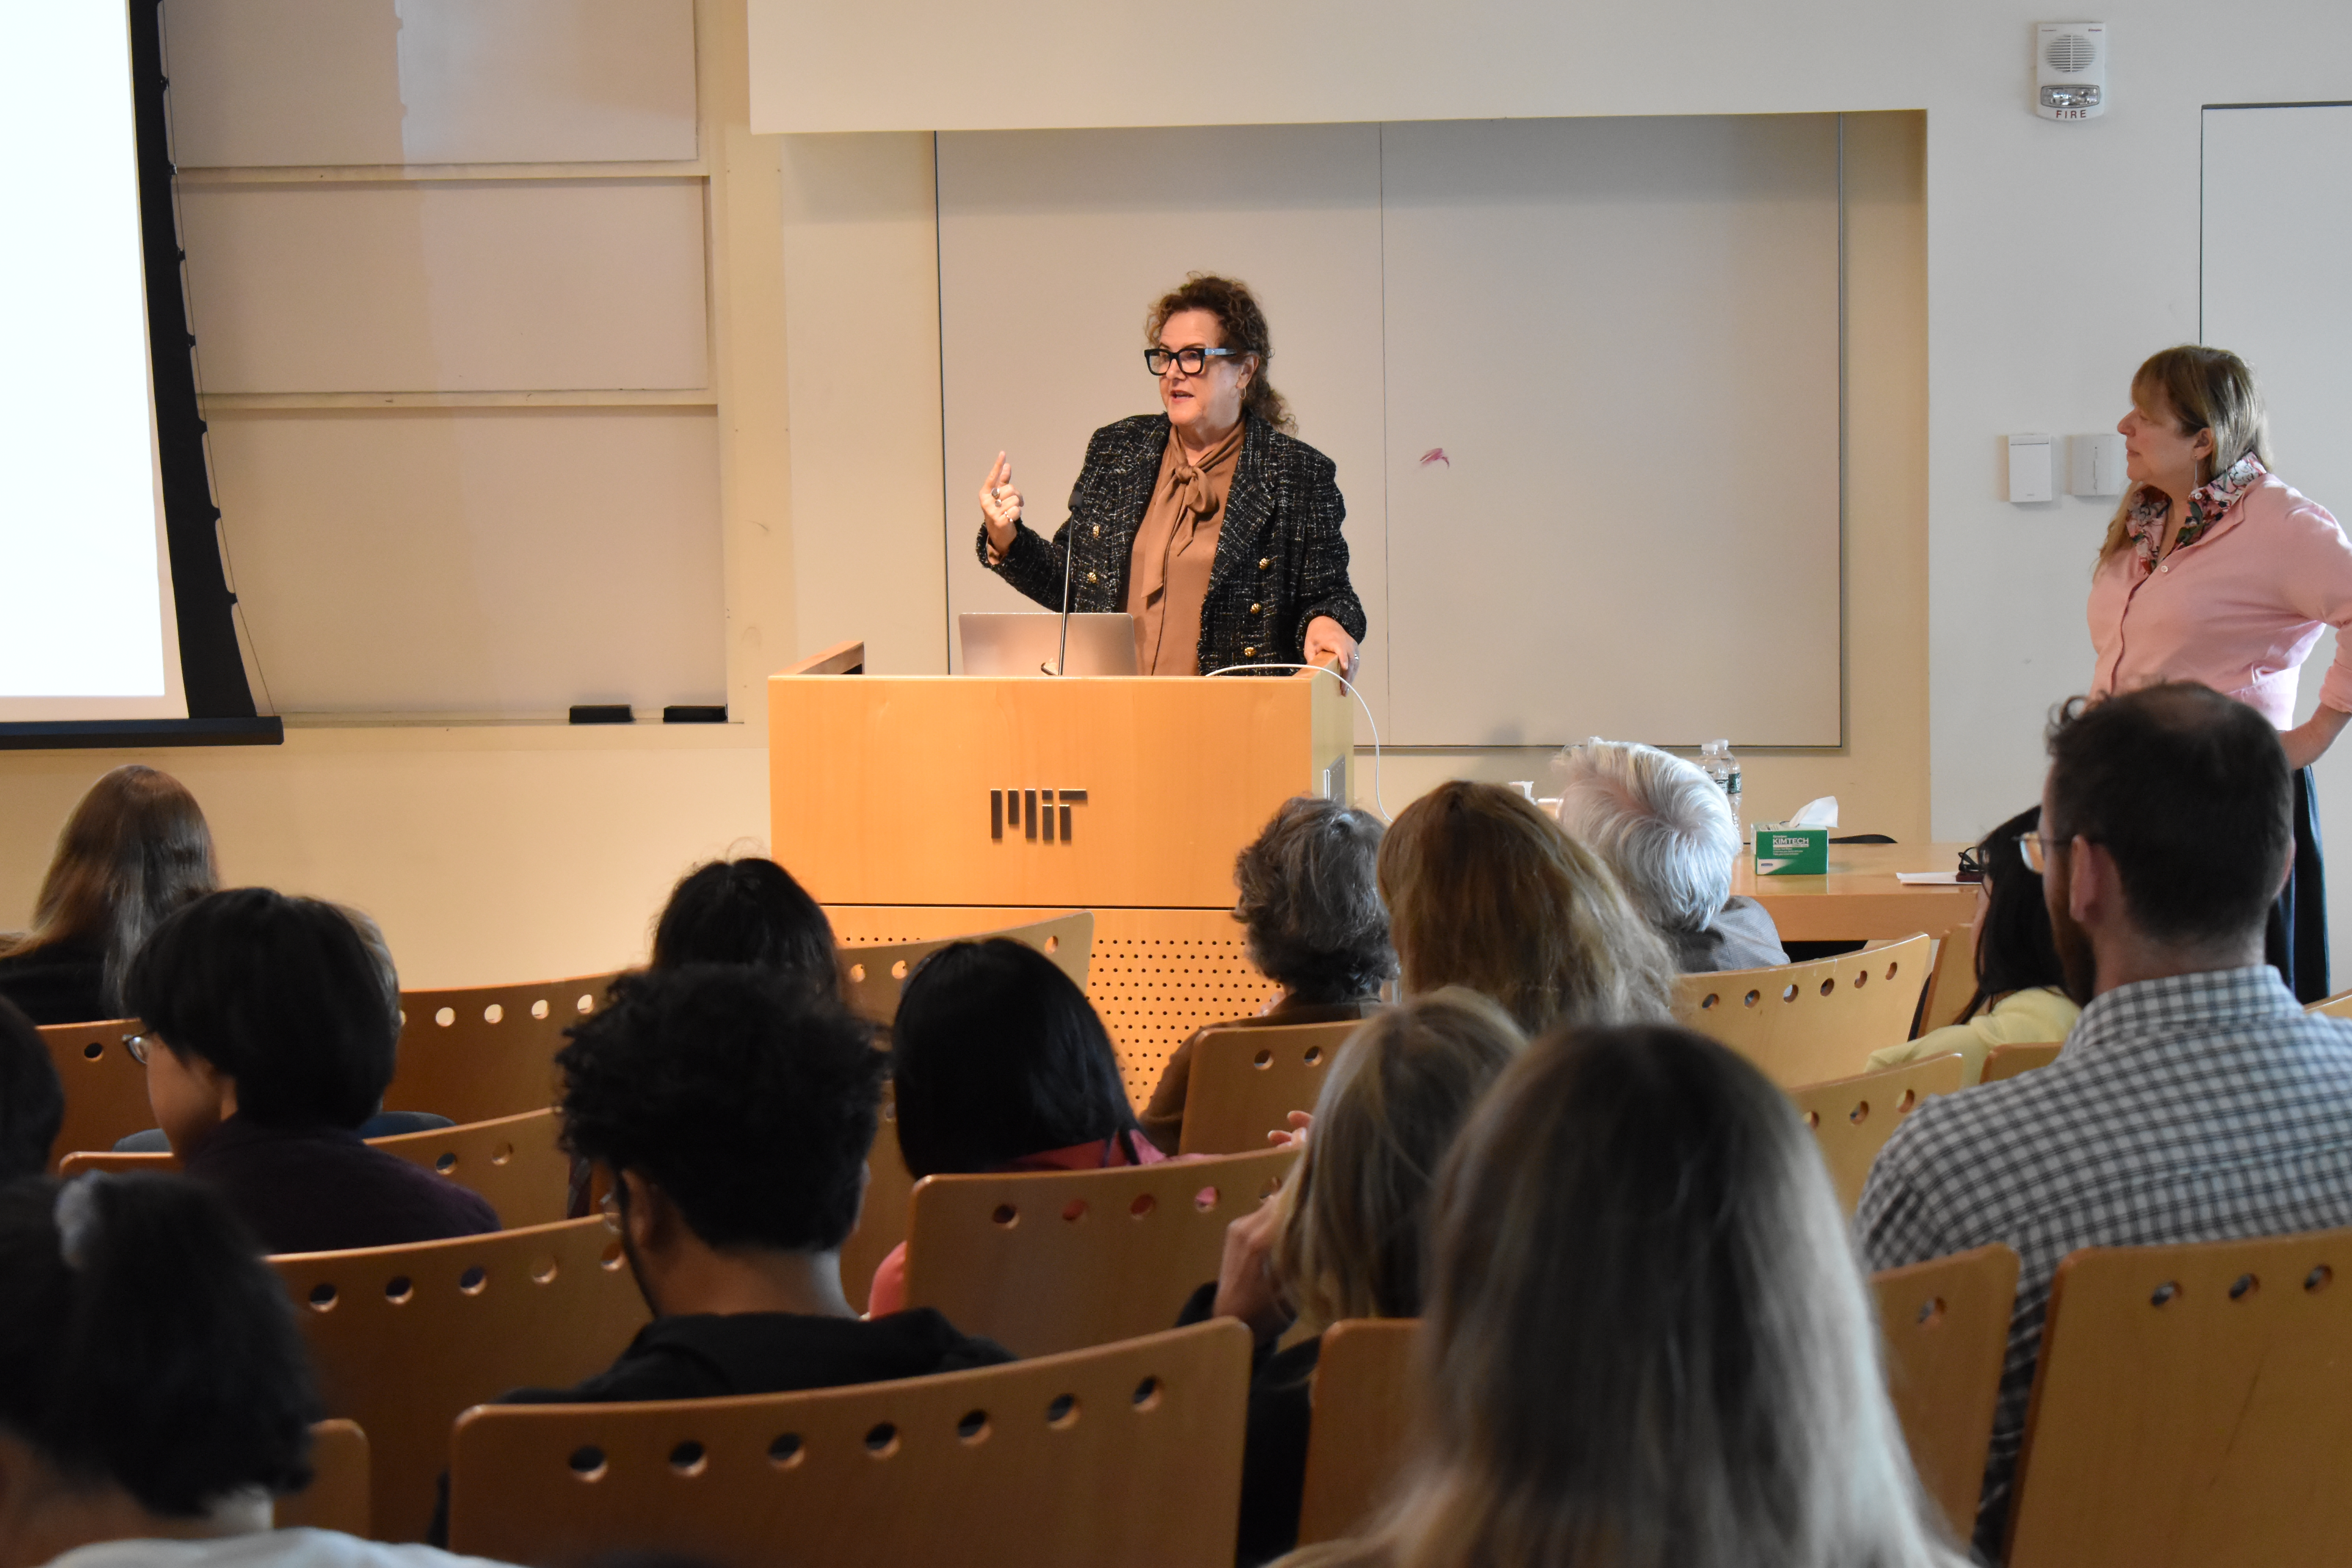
[1555,741,1787,973]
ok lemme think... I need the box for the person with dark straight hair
[650,856,841,1002]
[0,997,65,1183]
[0,1172,503,1564]
[1861,682,2352,1559]
[1283,1025,1962,1568]
[865,938,1160,1315]
[1141,795,1394,1153]
[0,765,218,1025]
[123,888,497,1254]
[1865,806,2077,1083]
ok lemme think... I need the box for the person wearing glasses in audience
[975,274,1367,678]
[2091,345,2352,1000]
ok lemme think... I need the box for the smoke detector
[2036,22,2108,120]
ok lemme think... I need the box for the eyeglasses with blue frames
[1144,346,1247,377]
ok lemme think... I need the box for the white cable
[1201,662,1389,822]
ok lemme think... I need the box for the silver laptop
[959,613,1140,677]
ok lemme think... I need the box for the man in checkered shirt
[1857,682,2352,1561]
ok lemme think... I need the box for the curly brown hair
[1146,273,1294,434]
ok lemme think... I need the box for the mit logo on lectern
[992,788,1087,843]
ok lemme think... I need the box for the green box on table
[1753,824,1829,876]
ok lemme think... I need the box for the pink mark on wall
[1418,448,1450,468]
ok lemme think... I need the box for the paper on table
[1895,871,1967,885]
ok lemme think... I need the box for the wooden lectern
[771,640,1355,1100]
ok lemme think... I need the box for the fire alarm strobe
[2037,22,2107,120]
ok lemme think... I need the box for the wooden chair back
[384,972,621,1126]
[59,1107,574,1230]
[1672,934,1933,1086]
[275,1419,371,1536]
[368,1107,573,1229]
[839,911,1093,1026]
[1788,1053,1966,1213]
[37,1018,146,1169]
[2005,1227,2352,1567]
[1870,1244,2021,1542]
[1295,1318,1420,1546]
[1178,1019,1367,1155]
[1916,916,1981,1036]
[2307,988,2352,1020]
[903,1146,1299,1357]
[1980,1041,2062,1084]
[840,1102,915,1316]
[272,1215,650,1542]
[446,1320,1253,1568]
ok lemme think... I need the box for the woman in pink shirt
[2089,344,2352,998]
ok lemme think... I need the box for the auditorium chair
[1870,1244,2021,1541]
[900,1146,1299,1357]
[58,1106,575,1229]
[272,1214,651,1541]
[1177,1018,1367,1155]
[1978,1041,2062,1084]
[2004,1227,2352,1566]
[2308,988,2352,1020]
[275,1419,371,1536]
[1293,1318,1418,1546]
[1292,1245,2019,1549]
[1786,1052,1966,1213]
[384,971,622,1127]
[837,910,1094,1027]
[36,1018,145,1170]
[1914,916,1981,1037]
[445,1320,1252,1568]
[1671,933,1933,1086]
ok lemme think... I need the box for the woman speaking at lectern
[974,274,1367,678]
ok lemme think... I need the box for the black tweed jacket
[978,413,1367,673]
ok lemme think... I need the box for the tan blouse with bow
[1125,422,1245,675]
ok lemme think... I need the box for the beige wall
[0,27,1929,989]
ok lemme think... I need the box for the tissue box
[1753,823,1829,876]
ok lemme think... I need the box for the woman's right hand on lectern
[979,452,1024,557]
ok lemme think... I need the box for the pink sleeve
[2274,496,2352,714]
[866,1241,907,1317]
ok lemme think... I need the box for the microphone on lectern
[1041,530,1078,676]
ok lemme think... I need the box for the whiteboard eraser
[2005,434,2054,503]
[2067,432,2127,495]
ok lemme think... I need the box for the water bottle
[1699,738,1744,846]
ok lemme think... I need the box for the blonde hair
[1272,989,1525,1328]
[2098,345,2273,563]
[1287,1025,1964,1568]
[1377,781,1676,1036]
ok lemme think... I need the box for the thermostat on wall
[2037,22,2107,120]
[2005,434,2054,503]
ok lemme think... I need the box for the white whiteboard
[2204,105,2352,988]
[936,116,1843,747]
[163,0,699,167]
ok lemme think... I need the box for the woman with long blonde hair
[1283,1023,1965,1568]
[1196,988,1524,1565]
[2090,345,2352,998]
[0,765,218,1023]
[1377,780,1675,1035]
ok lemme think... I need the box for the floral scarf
[2126,453,2267,571]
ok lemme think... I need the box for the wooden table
[1733,841,1978,943]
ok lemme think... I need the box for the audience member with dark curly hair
[866,938,1162,1314]
[1141,796,1394,1153]
[0,996,64,1183]
[650,855,841,1002]
[0,1171,503,1565]
[125,888,497,1254]
[509,965,1011,1401]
